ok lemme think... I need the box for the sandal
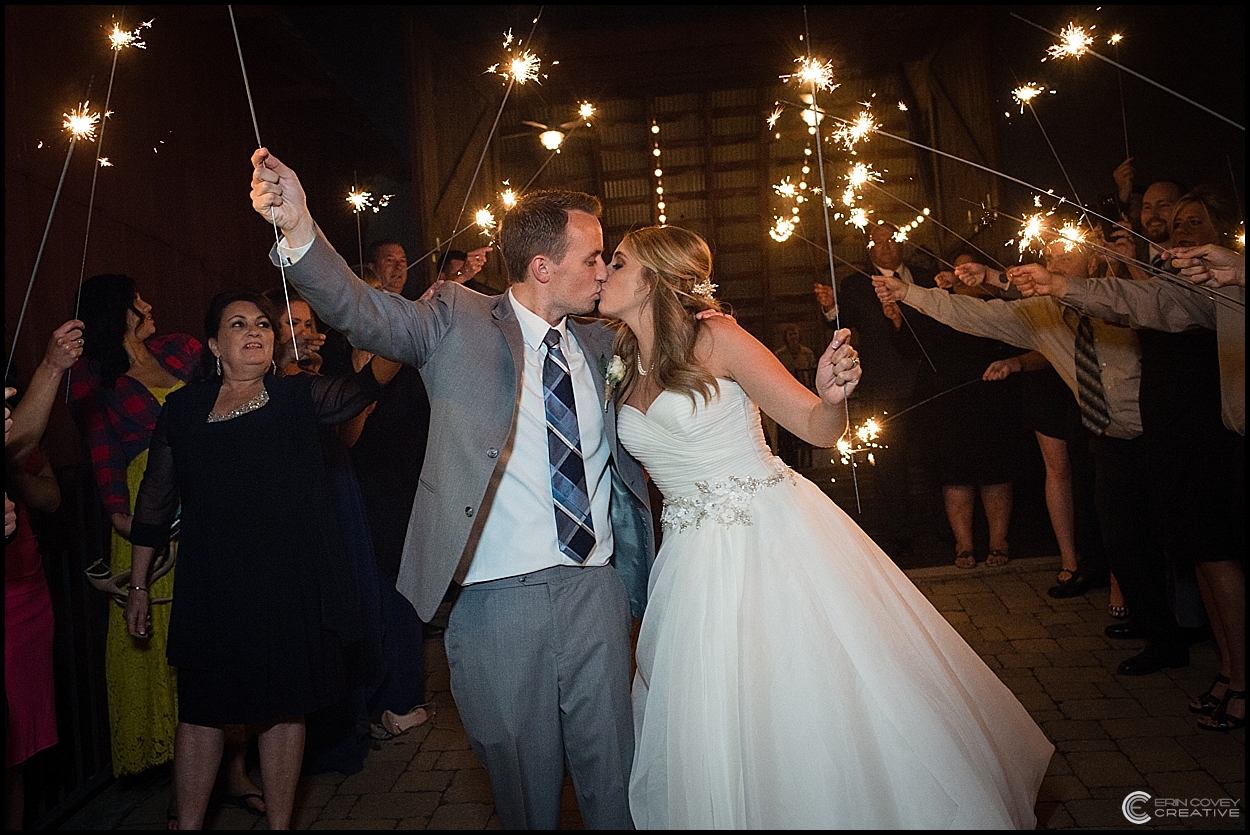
[223,792,266,816]
[1189,674,1231,715]
[1197,689,1245,732]
[1055,568,1076,585]
[380,702,437,737]
[1108,604,1128,619]
[986,548,1009,568]
[954,550,976,569]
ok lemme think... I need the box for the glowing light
[833,110,878,149]
[1017,212,1049,255]
[774,178,798,199]
[1011,83,1048,113]
[98,157,113,167]
[578,101,596,122]
[488,30,543,84]
[770,216,798,242]
[1108,33,1124,46]
[848,207,869,230]
[846,162,880,189]
[63,102,101,142]
[499,184,518,209]
[109,19,153,51]
[1056,220,1086,251]
[837,417,884,465]
[1046,23,1094,61]
[345,188,394,214]
[897,101,908,112]
[475,207,497,231]
[539,130,565,150]
[784,57,836,92]
[766,107,783,129]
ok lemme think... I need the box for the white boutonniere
[601,354,625,411]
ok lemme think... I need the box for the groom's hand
[250,147,315,249]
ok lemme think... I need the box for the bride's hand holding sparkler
[1007,263,1069,298]
[1165,244,1245,288]
[250,148,315,249]
[815,328,861,404]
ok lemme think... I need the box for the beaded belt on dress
[660,462,795,532]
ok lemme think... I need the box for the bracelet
[129,585,148,593]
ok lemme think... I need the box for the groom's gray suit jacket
[280,228,656,622]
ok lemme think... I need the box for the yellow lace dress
[105,383,180,776]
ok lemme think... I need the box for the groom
[250,148,655,829]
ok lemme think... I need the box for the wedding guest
[5,322,82,829]
[124,291,383,829]
[69,275,197,780]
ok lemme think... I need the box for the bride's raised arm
[695,316,861,448]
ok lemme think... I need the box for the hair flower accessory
[601,354,626,411]
[691,279,718,299]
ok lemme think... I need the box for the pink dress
[5,463,58,766]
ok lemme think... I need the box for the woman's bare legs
[173,723,225,830]
[1035,432,1078,574]
[255,717,305,830]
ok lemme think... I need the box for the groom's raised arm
[249,147,449,367]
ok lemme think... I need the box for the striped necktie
[1074,315,1112,434]
[543,328,595,562]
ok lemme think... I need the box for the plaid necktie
[1074,315,1112,434]
[543,328,595,562]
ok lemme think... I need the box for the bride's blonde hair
[612,225,723,407]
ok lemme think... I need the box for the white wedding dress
[619,382,1053,829]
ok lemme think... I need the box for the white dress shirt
[464,292,613,582]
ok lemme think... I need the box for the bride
[597,226,1053,829]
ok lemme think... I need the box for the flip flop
[223,792,266,816]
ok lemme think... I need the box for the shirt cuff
[275,237,314,266]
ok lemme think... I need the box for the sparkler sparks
[475,207,497,231]
[774,178,799,199]
[98,157,113,167]
[1046,23,1094,61]
[63,103,101,142]
[1108,33,1124,46]
[769,216,798,242]
[845,162,880,189]
[847,207,869,230]
[499,184,518,209]
[784,57,836,92]
[488,30,543,85]
[766,107,783,130]
[837,417,884,465]
[1011,82,1050,113]
[345,188,393,214]
[1016,212,1049,255]
[109,19,153,51]
[1056,220,1087,251]
[578,101,596,122]
[833,110,879,150]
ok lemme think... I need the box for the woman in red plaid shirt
[68,274,199,784]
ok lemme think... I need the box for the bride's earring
[216,355,222,376]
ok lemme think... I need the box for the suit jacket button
[487,448,499,458]
[465,507,474,517]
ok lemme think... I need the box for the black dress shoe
[1117,643,1189,676]
[1047,570,1110,599]
[1105,623,1146,640]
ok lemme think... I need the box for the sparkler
[783,56,836,92]
[63,103,101,142]
[769,216,798,243]
[499,183,518,209]
[832,109,878,150]
[488,30,544,85]
[8,98,101,382]
[766,107,784,130]
[109,19,153,50]
[836,417,884,466]
[1045,23,1094,61]
[475,207,497,233]
[1010,82,1050,114]
[1011,13,1242,131]
[578,101,595,123]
